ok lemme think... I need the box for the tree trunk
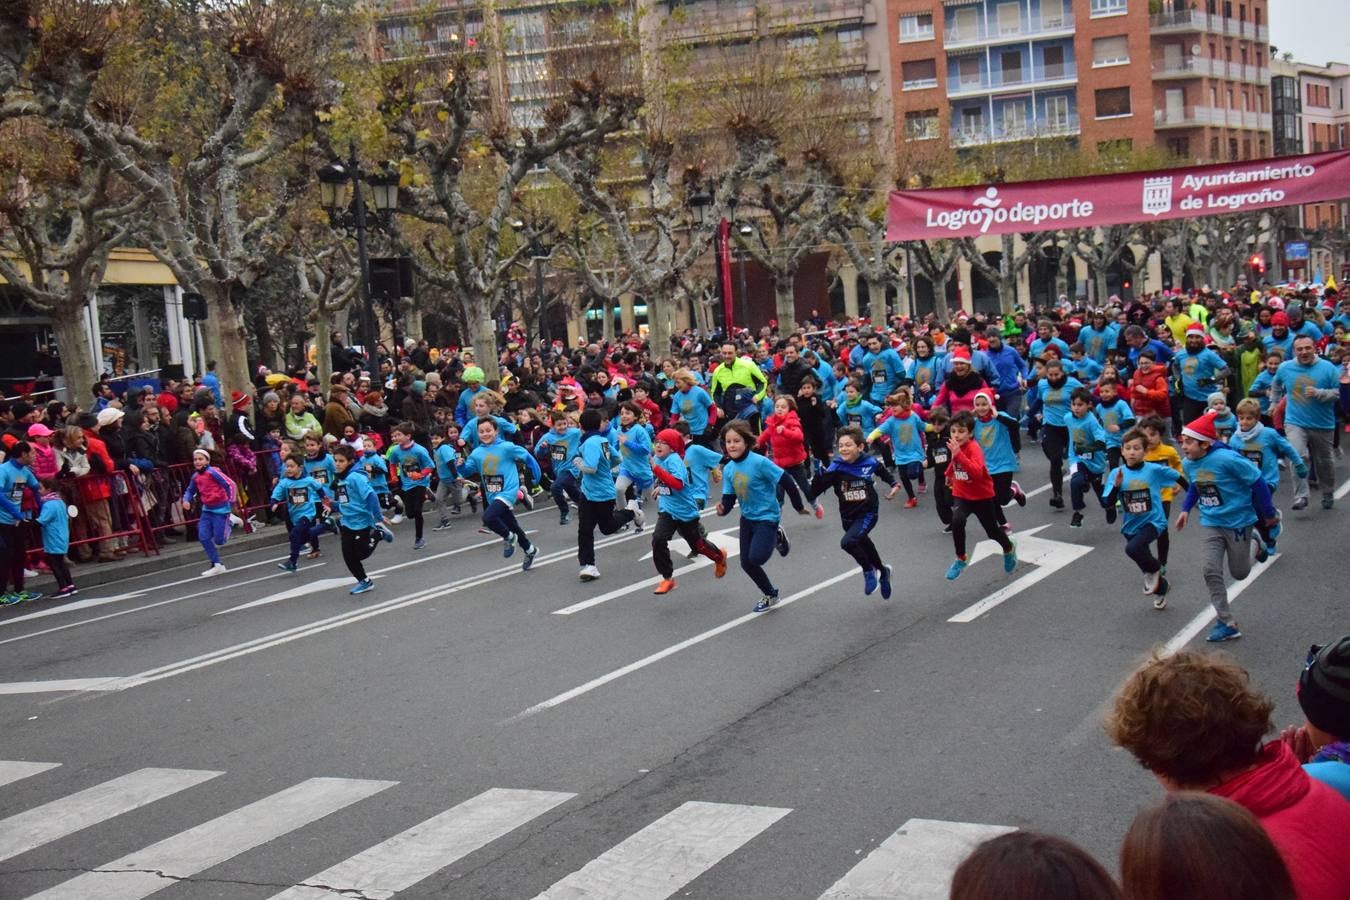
[773,277,796,330]
[1093,267,1109,307]
[865,277,890,322]
[647,292,673,362]
[50,299,99,408]
[200,284,251,408]
[405,302,423,342]
[249,301,279,371]
[933,274,951,327]
[999,234,1016,315]
[465,294,498,382]
[313,314,333,396]
[1055,246,1072,300]
[601,297,616,345]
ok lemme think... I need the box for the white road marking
[509,569,858,721]
[818,818,1015,900]
[556,530,740,615]
[29,776,395,900]
[0,678,126,695]
[1161,554,1282,655]
[268,788,574,900]
[1021,482,1052,499]
[0,760,59,789]
[0,767,221,863]
[533,801,789,900]
[947,526,1093,623]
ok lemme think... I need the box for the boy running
[648,429,728,595]
[1103,428,1184,606]
[807,425,900,597]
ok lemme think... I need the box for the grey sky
[1270,0,1350,66]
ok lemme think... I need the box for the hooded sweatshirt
[755,410,807,469]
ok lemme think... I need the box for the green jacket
[709,356,768,405]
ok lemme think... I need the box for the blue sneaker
[277,560,299,573]
[753,592,780,612]
[14,590,42,603]
[503,533,516,558]
[878,565,892,600]
[0,593,20,606]
[775,527,790,557]
[521,543,538,571]
[414,538,426,551]
[377,525,394,544]
[1003,540,1017,573]
[1206,621,1242,642]
[350,579,375,595]
[945,558,968,581]
[863,569,878,595]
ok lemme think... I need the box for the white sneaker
[228,514,243,528]
[579,564,601,582]
[1143,571,1160,594]
[22,568,38,579]
[628,499,645,531]
[201,563,227,577]
[389,513,405,524]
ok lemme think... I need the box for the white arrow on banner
[947,525,1093,623]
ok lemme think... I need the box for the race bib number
[846,414,862,426]
[953,467,969,481]
[1241,449,1264,465]
[402,462,422,478]
[288,487,308,506]
[933,447,950,465]
[335,485,349,504]
[8,487,21,503]
[311,469,328,484]
[1122,489,1152,515]
[1196,482,1223,508]
[842,479,868,502]
[872,368,887,384]
[483,475,505,495]
[654,483,671,496]
[551,445,568,462]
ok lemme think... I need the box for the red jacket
[1127,367,1171,417]
[946,438,994,500]
[1212,742,1350,900]
[78,429,116,502]
[755,410,807,469]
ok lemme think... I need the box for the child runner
[943,411,1017,580]
[0,442,42,604]
[36,479,76,597]
[387,420,434,550]
[460,417,541,571]
[648,428,728,595]
[717,418,805,611]
[536,412,582,525]
[1175,414,1278,642]
[431,425,459,532]
[1138,415,1182,574]
[836,379,883,435]
[574,408,639,581]
[925,406,954,532]
[1035,359,1084,509]
[614,401,655,512]
[1102,428,1184,606]
[299,431,337,556]
[1066,387,1114,529]
[331,444,392,595]
[361,435,398,520]
[1095,377,1136,472]
[181,448,241,577]
[971,389,1025,529]
[807,425,899,597]
[270,454,332,573]
[671,369,716,448]
[1207,391,1238,443]
[1231,397,1303,558]
[757,395,820,517]
[869,387,927,509]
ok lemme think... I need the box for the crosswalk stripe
[817,818,1015,900]
[0,767,221,863]
[0,760,59,790]
[29,776,395,900]
[268,788,575,899]
[533,800,790,900]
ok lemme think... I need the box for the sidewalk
[26,524,291,595]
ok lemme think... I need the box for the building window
[1228,138,1239,160]
[1042,45,1067,79]
[902,58,938,90]
[899,13,934,41]
[1001,100,1030,133]
[837,26,863,45]
[996,1,1021,34]
[1045,94,1070,129]
[384,23,420,45]
[1166,137,1190,158]
[1094,86,1131,118]
[839,74,866,92]
[1090,0,1126,17]
[1091,35,1129,67]
[786,33,818,49]
[1258,137,1267,156]
[904,109,940,140]
[1210,136,1220,159]
[957,55,982,87]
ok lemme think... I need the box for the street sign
[947,525,1094,623]
[1285,241,1310,262]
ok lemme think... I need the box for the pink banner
[887,149,1350,241]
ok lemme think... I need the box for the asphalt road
[0,448,1346,899]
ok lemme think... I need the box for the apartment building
[888,0,1271,163]
[1272,57,1350,230]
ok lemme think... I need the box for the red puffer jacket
[756,410,807,469]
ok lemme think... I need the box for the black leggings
[841,512,884,572]
[45,553,74,590]
[577,497,634,566]
[340,527,379,581]
[652,512,721,578]
[952,497,1012,558]
[897,462,922,500]
[400,486,426,541]
[1124,523,1164,574]
[1041,424,1068,498]
[483,499,532,550]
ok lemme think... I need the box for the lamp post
[685,180,715,331]
[510,217,552,347]
[316,144,399,365]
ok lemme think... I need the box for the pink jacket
[184,466,236,512]
[31,443,58,481]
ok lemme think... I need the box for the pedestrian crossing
[0,759,1013,899]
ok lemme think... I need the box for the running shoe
[945,558,967,581]
[451,504,463,515]
[1322,496,1335,510]
[917,481,927,495]
[629,500,645,532]
[520,490,535,511]
[863,569,878,595]
[228,513,243,528]
[306,549,322,559]
[390,512,406,524]
[376,524,394,543]
[1105,505,1117,525]
[1253,535,1268,564]
[878,565,893,599]
[55,585,78,598]
[13,590,43,603]
[904,497,919,509]
[579,564,600,582]
[1206,621,1242,642]
[414,538,427,551]
[1012,481,1026,507]
[1152,593,1168,610]
[713,550,728,579]
[1143,571,1160,594]
[503,533,516,558]
[1003,540,1017,573]
[350,579,375,595]
[942,524,953,534]
[433,519,453,532]
[1069,512,1083,528]
[753,592,780,612]
[653,579,677,595]
[521,543,538,571]
[0,593,20,605]
[277,560,299,573]
[1049,494,1065,509]
[814,502,825,519]
[201,563,227,577]
[559,510,571,526]
[1292,496,1308,510]
[775,527,790,557]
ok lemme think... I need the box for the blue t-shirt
[536,428,581,479]
[1273,357,1340,430]
[1096,399,1136,449]
[271,475,328,523]
[1230,424,1303,487]
[455,385,484,426]
[872,412,926,467]
[861,347,905,404]
[302,453,337,489]
[653,453,700,521]
[837,397,882,433]
[387,442,434,490]
[1077,324,1120,364]
[462,438,541,506]
[1070,357,1103,385]
[674,386,714,436]
[36,497,69,555]
[910,355,944,403]
[722,451,786,523]
[1103,462,1180,537]
[0,460,37,525]
[683,443,723,503]
[578,432,618,501]
[333,470,381,531]
[1175,348,1229,402]
[361,451,391,494]
[462,415,518,451]
[1182,447,1263,529]
[1261,330,1296,358]
[1029,336,1071,360]
[433,443,460,482]
[1066,411,1107,474]
[1305,760,1350,802]
[972,413,1018,475]
[1248,370,1277,414]
[1211,410,1238,443]
[617,423,654,485]
[1036,377,1084,427]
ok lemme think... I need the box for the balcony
[943,11,1074,48]
[776,0,868,29]
[951,113,1081,147]
[1152,55,1221,79]
[1149,9,1268,42]
[661,7,758,42]
[1153,105,1273,130]
[946,62,1076,97]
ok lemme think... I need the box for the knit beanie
[1299,636,1350,738]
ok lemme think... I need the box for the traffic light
[1249,254,1266,274]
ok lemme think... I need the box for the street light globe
[316,160,351,211]
[738,223,753,236]
[368,165,400,213]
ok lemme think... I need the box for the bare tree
[907,239,962,325]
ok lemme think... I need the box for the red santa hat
[949,345,972,362]
[973,388,997,407]
[1186,322,1206,335]
[1181,413,1219,444]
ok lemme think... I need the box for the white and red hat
[1181,414,1219,444]
[949,345,972,363]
